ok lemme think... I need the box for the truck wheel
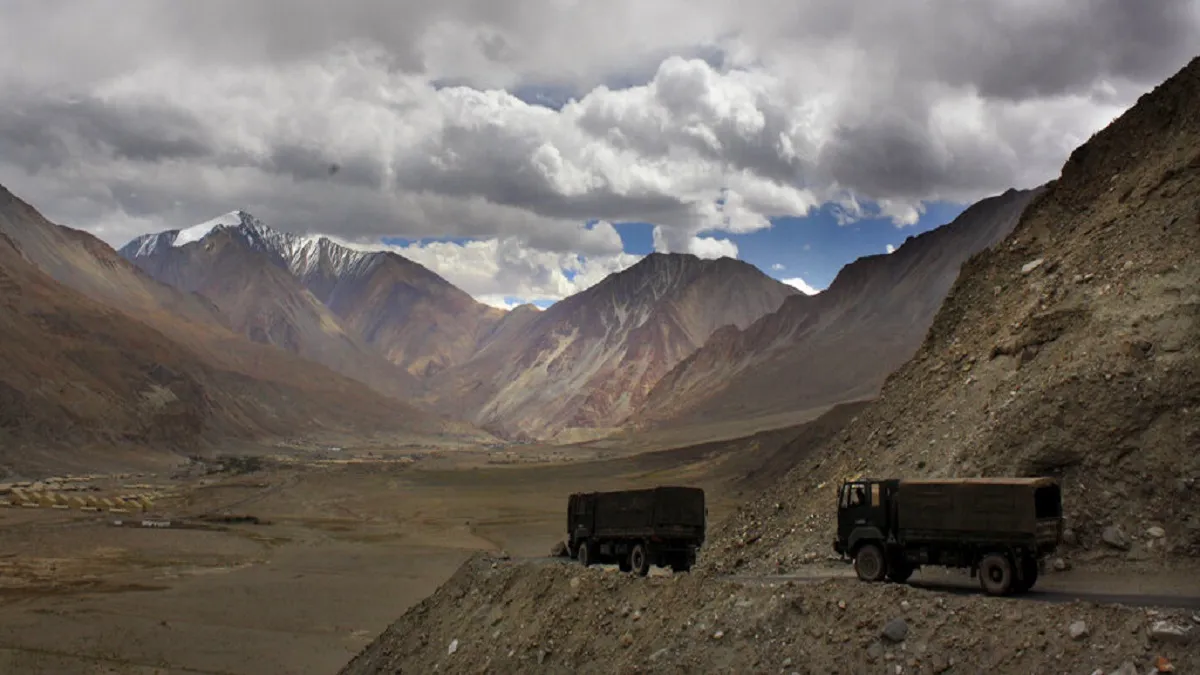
[887,560,914,584]
[576,540,592,567]
[1013,557,1038,593]
[630,544,650,577]
[978,554,1014,596]
[853,543,887,582]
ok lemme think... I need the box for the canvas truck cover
[895,478,1060,534]
[584,486,705,536]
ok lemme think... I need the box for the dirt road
[726,566,1200,610]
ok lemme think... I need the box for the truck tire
[576,540,592,567]
[979,553,1014,596]
[630,543,650,577]
[1013,556,1038,593]
[669,553,691,573]
[887,560,914,584]
[853,543,887,582]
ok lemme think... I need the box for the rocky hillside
[341,554,1197,675]
[635,187,1037,429]
[0,187,488,469]
[426,253,798,440]
[122,212,504,380]
[705,55,1200,575]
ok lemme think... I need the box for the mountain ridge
[633,186,1039,429]
[424,251,800,439]
[121,213,505,379]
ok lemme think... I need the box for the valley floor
[0,417,1196,674]
[0,430,779,675]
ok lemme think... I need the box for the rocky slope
[122,212,504,380]
[342,554,1197,675]
[426,253,798,440]
[0,187,487,468]
[705,55,1200,575]
[635,187,1037,429]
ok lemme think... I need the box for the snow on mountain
[121,210,377,281]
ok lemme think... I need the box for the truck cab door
[838,482,885,546]
[572,495,594,543]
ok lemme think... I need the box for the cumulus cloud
[782,277,820,295]
[886,244,897,254]
[771,263,785,271]
[329,234,642,306]
[0,0,1196,301]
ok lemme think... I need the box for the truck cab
[833,479,898,558]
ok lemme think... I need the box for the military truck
[568,486,706,575]
[833,477,1063,595]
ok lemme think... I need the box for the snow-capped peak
[174,210,246,247]
[119,210,383,280]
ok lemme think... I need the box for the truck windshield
[840,483,868,508]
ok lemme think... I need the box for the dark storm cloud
[818,107,1017,202]
[266,143,386,189]
[0,93,213,171]
[919,0,1200,101]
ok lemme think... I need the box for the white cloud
[1,0,1195,271]
[687,235,738,259]
[771,262,785,271]
[885,244,896,254]
[332,235,643,306]
[782,277,820,295]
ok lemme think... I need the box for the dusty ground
[0,426,789,675]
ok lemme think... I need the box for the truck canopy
[895,478,1061,533]
[570,486,705,539]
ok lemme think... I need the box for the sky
[1,1,1197,308]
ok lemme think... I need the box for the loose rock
[1102,526,1132,551]
[1149,621,1192,644]
[881,618,909,643]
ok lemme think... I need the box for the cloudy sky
[2,1,1197,307]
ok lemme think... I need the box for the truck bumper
[832,539,844,556]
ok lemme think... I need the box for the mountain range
[632,187,1039,430]
[0,160,1051,462]
[0,186,489,472]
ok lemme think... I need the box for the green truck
[568,486,706,575]
[833,477,1064,595]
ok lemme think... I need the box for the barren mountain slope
[0,187,483,454]
[0,231,217,450]
[123,214,505,379]
[119,218,421,402]
[426,253,798,439]
[636,187,1037,428]
[0,185,229,331]
[289,238,506,378]
[706,55,1200,574]
[0,230,450,473]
